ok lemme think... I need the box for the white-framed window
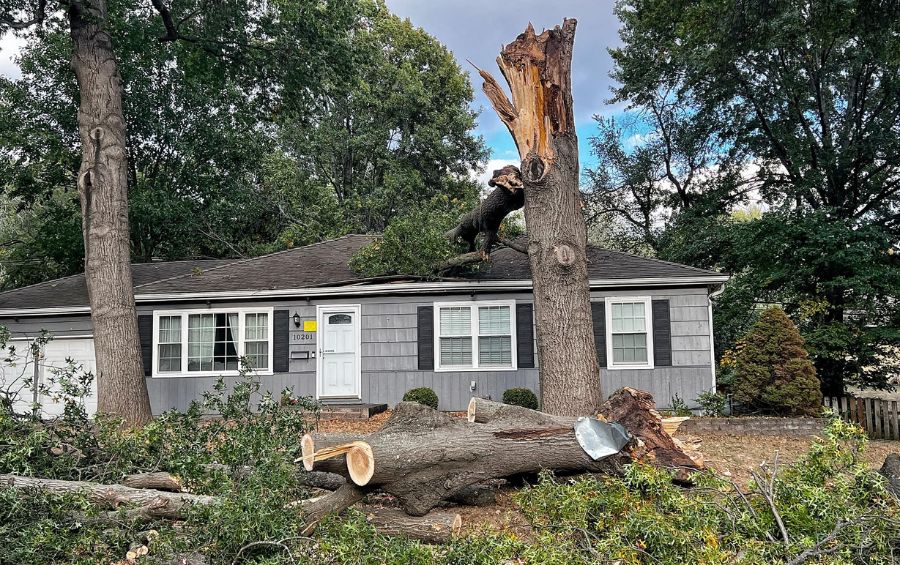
[605,297,654,370]
[152,308,274,377]
[434,301,517,371]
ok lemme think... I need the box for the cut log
[662,416,690,436]
[363,506,461,544]
[302,388,701,516]
[121,472,182,492]
[0,474,216,520]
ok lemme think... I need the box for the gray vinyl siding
[591,288,714,409]
[0,285,715,413]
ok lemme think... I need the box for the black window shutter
[515,303,535,368]
[138,315,153,376]
[273,310,290,372]
[591,301,606,368]
[652,299,672,367]
[417,306,434,370]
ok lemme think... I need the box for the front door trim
[315,304,362,400]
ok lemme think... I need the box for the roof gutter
[0,275,730,317]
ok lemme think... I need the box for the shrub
[402,387,439,409]
[502,387,538,410]
[732,306,823,415]
[696,390,727,416]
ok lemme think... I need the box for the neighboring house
[0,235,728,415]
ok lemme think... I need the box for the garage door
[38,339,98,418]
[1,338,98,418]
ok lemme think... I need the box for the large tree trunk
[476,19,601,416]
[302,390,702,516]
[69,0,151,425]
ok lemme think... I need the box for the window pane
[612,333,648,364]
[245,341,269,369]
[439,336,472,367]
[245,313,269,340]
[158,316,181,343]
[478,336,511,366]
[439,307,471,336]
[478,306,510,335]
[158,343,181,372]
[611,301,646,333]
[188,312,239,372]
[327,314,352,325]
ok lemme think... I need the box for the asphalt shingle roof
[0,234,725,311]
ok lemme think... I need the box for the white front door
[317,306,361,399]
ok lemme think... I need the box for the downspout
[708,283,726,392]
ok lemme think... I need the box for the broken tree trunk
[303,389,701,516]
[445,165,524,256]
[476,19,601,417]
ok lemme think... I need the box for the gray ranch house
[0,235,728,416]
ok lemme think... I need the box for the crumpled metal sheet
[574,417,631,460]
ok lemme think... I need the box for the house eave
[0,275,730,317]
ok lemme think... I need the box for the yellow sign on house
[303,320,317,332]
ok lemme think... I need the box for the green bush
[732,306,823,415]
[402,387,439,409]
[502,387,538,410]
[696,390,727,416]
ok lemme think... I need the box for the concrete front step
[318,402,388,421]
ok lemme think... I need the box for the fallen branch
[0,474,215,520]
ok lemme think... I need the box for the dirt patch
[314,410,392,434]
[677,430,897,487]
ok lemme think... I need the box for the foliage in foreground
[3,386,898,565]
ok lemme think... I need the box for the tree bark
[476,19,601,416]
[303,392,701,516]
[362,506,461,544]
[69,0,151,426]
[0,474,216,520]
[121,472,182,492]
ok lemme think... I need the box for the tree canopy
[0,0,485,287]
[594,0,900,393]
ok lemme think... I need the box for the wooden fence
[824,396,900,440]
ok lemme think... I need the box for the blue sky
[384,0,626,179]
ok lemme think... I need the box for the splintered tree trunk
[69,0,152,425]
[477,19,600,416]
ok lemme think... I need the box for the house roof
[0,259,236,311]
[0,234,727,314]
